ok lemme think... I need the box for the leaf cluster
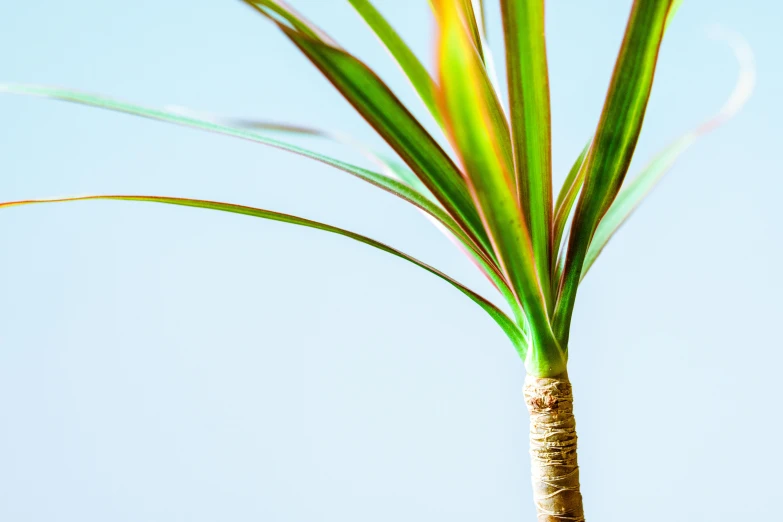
[1,1,753,376]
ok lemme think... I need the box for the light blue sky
[1,1,780,520]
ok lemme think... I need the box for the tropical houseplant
[1,0,753,519]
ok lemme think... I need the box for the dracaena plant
[1,0,753,519]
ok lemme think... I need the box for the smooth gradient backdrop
[1,1,780,520]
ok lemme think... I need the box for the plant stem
[524,372,585,521]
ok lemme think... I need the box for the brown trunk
[524,373,585,521]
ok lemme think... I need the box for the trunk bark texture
[524,373,585,521]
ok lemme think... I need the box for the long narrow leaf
[346,0,442,127]
[226,118,523,301]
[221,116,515,293]
[459,0,486,61]
[243,0,336,44]
[0,84,509,293]
[472,0,487,37]
[222,116,520,305]
[582,30,755,278]
[244,1,496,263]
[218,115,436,200]
[500,0,554,309]
[551,140,590,278]
[553,0,674,344]
[0,194,528,356]
[179,110,431,195]
[434,0,561,373]
[551,1,684,283]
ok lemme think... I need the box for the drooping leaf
[346,0,442,127]
[221,120,522,322]
[225,117,518,299]
[582,30,755,278]
[500,0,554,309]
[434,0,561,374]
[244,1,496,263]
[0,83,508,293]
[553,0,674,344]
[0,194,528,356]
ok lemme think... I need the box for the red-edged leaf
[582,30,755,278]
[433,0,561,375]
[553,0,674,344]
[245,1,496,264]
[500,0,555,309]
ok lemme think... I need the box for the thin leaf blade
[582,30,755,277]
[0,83,512,293]
[346,0,442,127]
[1,194,528,355]
[244,2,495,262]
[551,140,590,278]
[434,0,561,374]
[500,0,554,309]
[553,0,674,344]
[0,84,486,257]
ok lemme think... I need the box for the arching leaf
[244,1,496,262]
[0,194,528,356]
[0,84,500,278]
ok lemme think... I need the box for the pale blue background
[0,1,780,520]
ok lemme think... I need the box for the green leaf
[551,1,684,284]
[346,0,442,127]
[243,0,335,44]
[500,0,554,310]
[553,0,674,344]
[0,83,508,292]
[245,2,496,264]
[665,0,684,31]
[233,118,526,305]
[552,140,590,278]
[223,117,522,309]
[225,120,527,327]
[582,30,755,278]
[225,116,437,201]
[0,194,528,356]
[582,137,693,276]
[457,0,504,97]
[434,0,561,375]
[458,0,486,61]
